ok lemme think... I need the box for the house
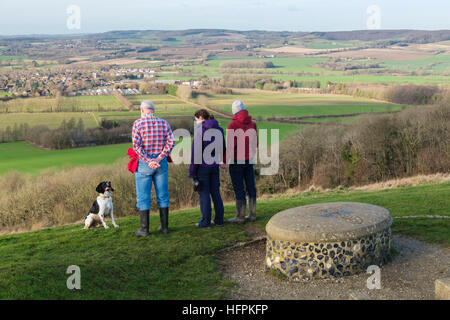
[192,80,202,88]
[155,80,180,85]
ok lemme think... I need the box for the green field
[1,92,399,130]
[0,112,99,130]
[218,104,405,119]
[202,92,406,119]
[0,91,407,176]
[127,94,182,105]
[303,40,357,49]
[0,181,448,299]
[172,56,332,78]
[204,92,386,106]
[0,91,416,176]
[128,94,200,116]
[215,118,302,143]
[0,114,299,175]
[380,54,450,74]
[0,94,200,129]
[0,95,126,113]
[0,142,131,175]
[0,97,58,113]
[159,55,450,86]
[0,104,195,130]
[273,73,450,86]
[58,96,127,112]
[0,55,27,61]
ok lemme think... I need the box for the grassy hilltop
[0,181,448,299]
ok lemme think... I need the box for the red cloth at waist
[127,148,172,173]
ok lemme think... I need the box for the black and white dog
[84,181,119,229]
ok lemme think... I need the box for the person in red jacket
[226,100,258,223]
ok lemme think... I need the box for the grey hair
[140,100,155,111]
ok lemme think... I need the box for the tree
[77,118,85,132]
[139,82,151,94]
[67,118,76,130]
[4,126,12,141]
[60,119,67,131]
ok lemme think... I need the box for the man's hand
[147,159,160,169]
[219,163,227,169]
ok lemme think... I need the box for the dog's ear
[96,182,105,194]
[107,181,114,192]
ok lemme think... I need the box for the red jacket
[226,110,258,162]
[127,148,139,173]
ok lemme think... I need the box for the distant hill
[311,29,450,43]
[2,29,449,44]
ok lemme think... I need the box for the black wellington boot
[158,207,170,234]
[135,210,149,237]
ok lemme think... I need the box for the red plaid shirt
[132,113,175,163]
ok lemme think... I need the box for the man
[226,100,258,224]
[132,100,175,236]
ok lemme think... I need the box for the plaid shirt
[132,113,175,163]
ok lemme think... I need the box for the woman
[189,109,226,228]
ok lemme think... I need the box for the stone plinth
[265,202,393,281]
[435,278,450,300]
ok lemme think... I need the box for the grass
[214,117,302,144]
[126,94,181,105]
[0,96,58,113]
[273,74,450,86]
[0,109,193,131]
[58,96,127,112]
[216,104,405,120]
[173,56,332,80]
[0,55,27,61]
[0,91,406,176]
[0,94,199,129]
[0,181,448,299]
[0,142,132,175]
[0,117,298,175]
[0,95,126,113]
[0,92,405,130]
[0,112,99,130]
[164,55,450,86]
[380,54,450,75]
[128,94,199,116]
[205,92,387,106]
[202,91,406,120]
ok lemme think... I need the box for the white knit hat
[140,100,155,111]
[232,100,245,115]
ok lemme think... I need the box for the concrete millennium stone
[265,202,393,281]
[435,278,450,300]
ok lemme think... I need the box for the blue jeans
[229,161,257,201]
[197,166,224,227]
[135,157,169,210]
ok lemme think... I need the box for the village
[0,65,203,98]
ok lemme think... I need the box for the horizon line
[1,27,450,38]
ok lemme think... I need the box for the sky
[0,0,449,35]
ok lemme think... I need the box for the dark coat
[189,119,226,178]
